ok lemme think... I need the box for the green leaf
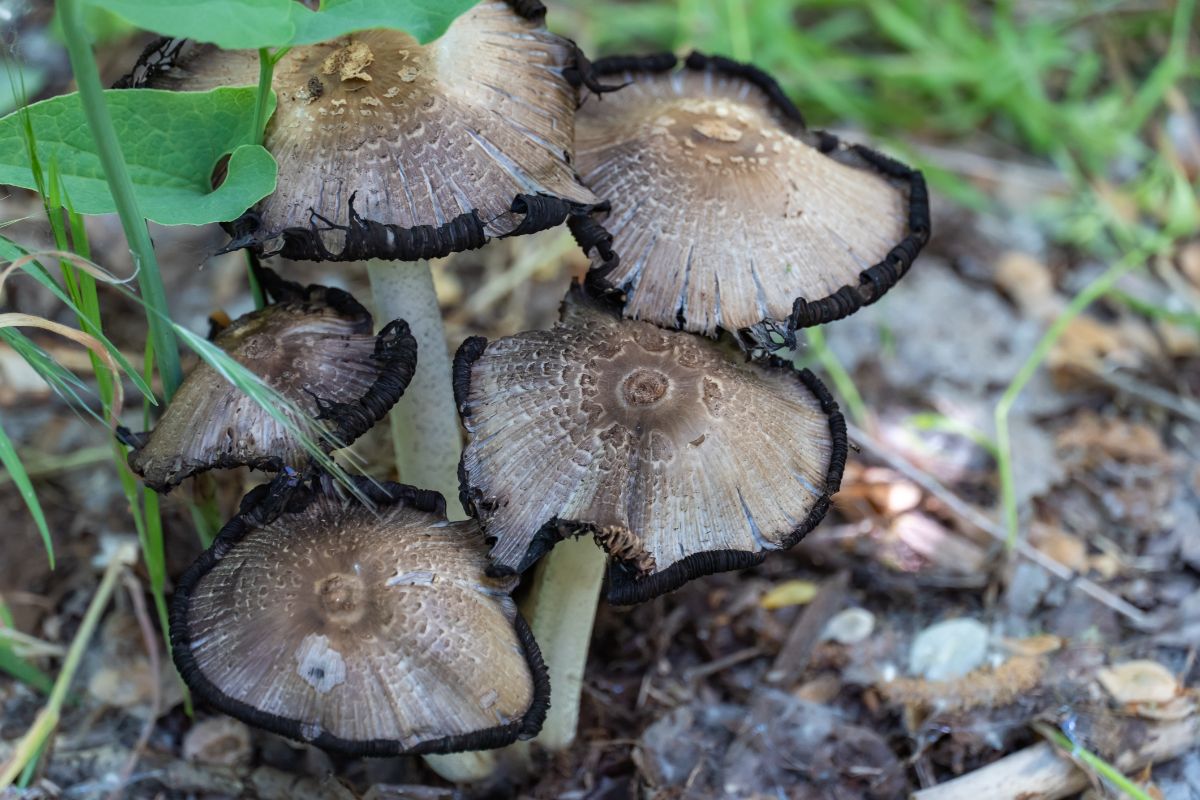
[87,0,479,48]
[87,0,297,49]
[0,422,54,568]
[0,88,277,226]
[289,0,481,45]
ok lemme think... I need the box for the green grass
[1033,721,1156,800]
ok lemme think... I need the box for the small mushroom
[455,284,847,604]
[171,472,548,755]
[126,1,597,260]
[570,52,930,350]
[122,268,416,492]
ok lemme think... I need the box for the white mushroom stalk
[519,535,608,749]
[367,259,463,512]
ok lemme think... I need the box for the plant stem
[520,535,607,750]
[994,247,1147,548]
[423,752,499,783]
[1033,722,1155,800]
[805,326,869,429]
[366,260,463,515]
[0,545,132,787]
[255,49,274,146]
[58,0,181,400]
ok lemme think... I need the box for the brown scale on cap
[171,475,548,756]
[130,1,596,259]
[571,53,930,349]
[455,287,848,604]
[124,270,416,492]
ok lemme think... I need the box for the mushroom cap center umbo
[580,327,717,449]
[270,31,438,153]
[647,98,779,168]
[315,573,368,626]
[620,368,670,407]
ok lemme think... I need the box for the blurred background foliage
[554,0,1197,253]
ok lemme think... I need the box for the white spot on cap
[295,633,347,694]
[387,570,435,586]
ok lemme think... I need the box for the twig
[911,715,1199,800]
[766,571,849,685]
[1090,367,1200,425]
[1032,722,1154,800]
[0,541,136,787]
[682,647,764,683]
[0,628,66,658]
[846,422,1153,629]
[106,572,162,800]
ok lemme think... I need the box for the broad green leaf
[0,422,54,568]
[0,88,277,226]
[289,0,481,45]
[87,0,479,48]
[87,0,296,49]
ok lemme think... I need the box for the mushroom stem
[422,752,498,783]
[366,259,463,518]
[519,534,607,750]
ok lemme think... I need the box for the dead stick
[911,716,1200,800]
[845,422,1152,628]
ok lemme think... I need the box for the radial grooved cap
[571,52,930,350]
[124,268,416,492]
[124,0,597,261]
[455,286,848,604]
[171,474,549,756]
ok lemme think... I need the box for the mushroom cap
[571,52,930,349]
[130,1,597,261]
[455,285,848,604]
[171,474,548,756]
[127,269,416,492]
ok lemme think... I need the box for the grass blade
[0,421,53,568]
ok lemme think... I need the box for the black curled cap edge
[170,471,550,756]
[452,334,575,578]
[452,289,849,603]
[308,318,418,449]
[452,335,489,520]
[118,267,417,494]
[570,50,932,356]
[602,362,847,605]
[222,191,601,263]
[503,0,547,21]
[221,194,488,263]
[112,36,186,89]
[742,144,932,353]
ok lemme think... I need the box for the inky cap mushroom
[123,268,416,492]
[454,285,848,604]
[124,1,597,261]
[570,52,930,350]
[171,472,548,755]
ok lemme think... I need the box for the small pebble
[908,617,989,681]
[821,607,876,645]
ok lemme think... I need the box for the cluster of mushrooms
[117,0,929,778]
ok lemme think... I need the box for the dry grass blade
[0,248,136,299]
[0,540,136,788]
[0,313,124,424]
